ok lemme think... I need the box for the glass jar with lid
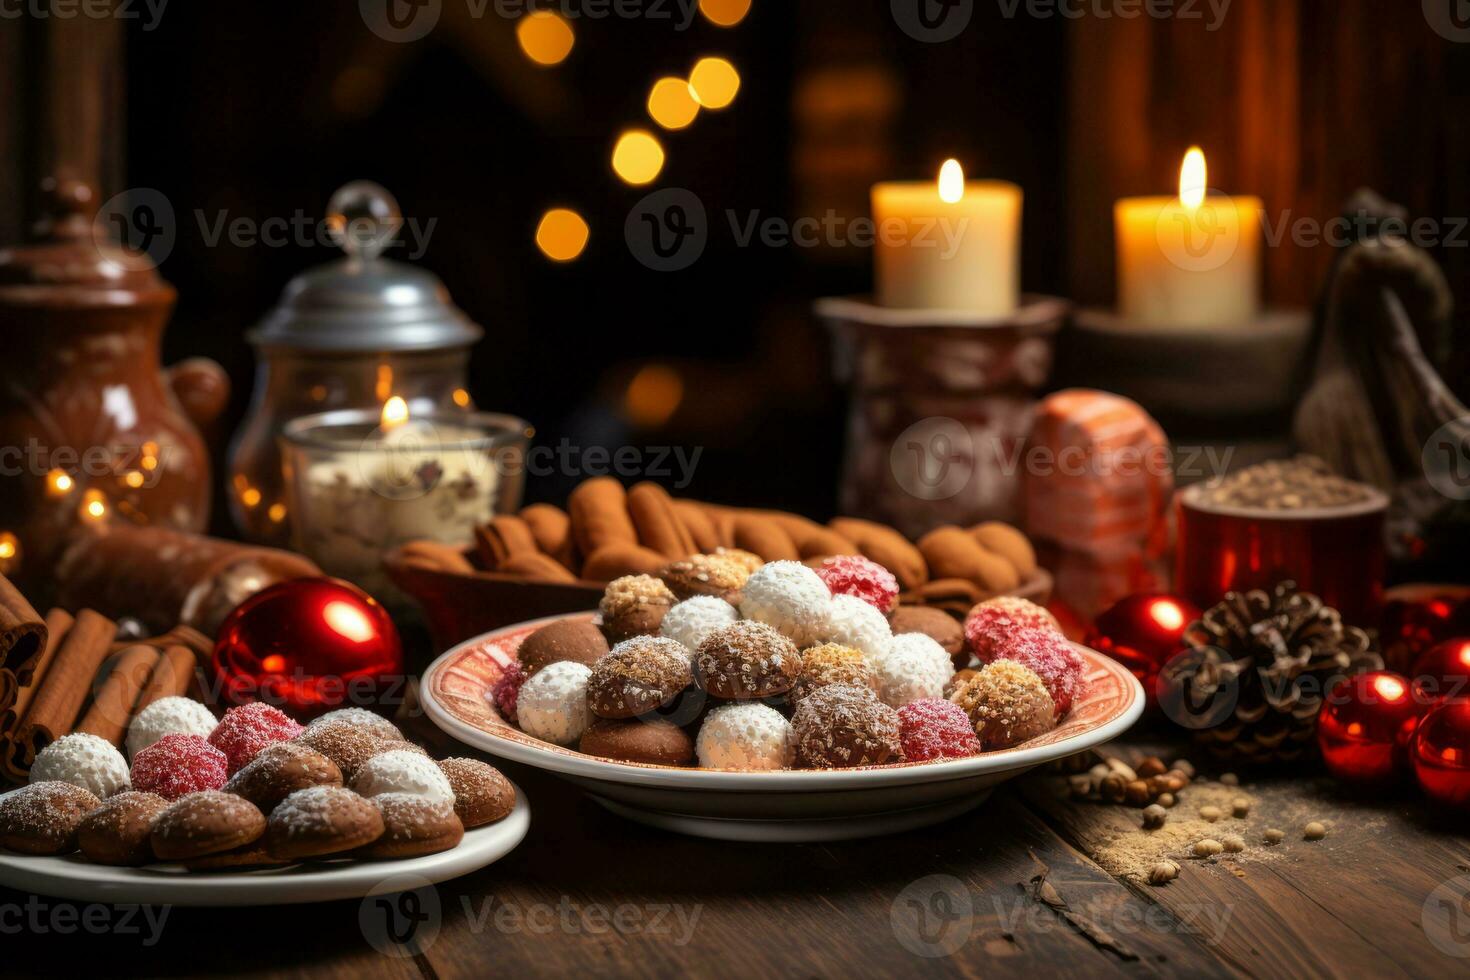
[228,182,483,546]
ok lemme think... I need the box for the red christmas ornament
[1410,637,1470,707]
[1086,593,1201,705]
[1379,589,1469,673]
[1317,671,1421,786]
[1412,699,1470,811]
[212,578,403,717]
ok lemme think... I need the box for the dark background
[2,0,1468,534]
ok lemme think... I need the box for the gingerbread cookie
[627,482,696,560]
[582,544,668,582]
[587,636,692,719]
[475,515,539,567]
[151,791,267,861]
[363,794,464,859]
[693,621,801,700]
[968,522,1037,579]
[437,758,516,828]
[732,514,800,562]
[671,499,723,553]
[579,718,694,766]
[517,619,609,676]
[266,786,385,860]
[225,742,343,813]
[598,575,676,643]
[568,477,639,556]
[77,791,169,866]
[0,782,100,855]
[500,552,579,583]
[520,503,578,570]
[917,526,1020,593]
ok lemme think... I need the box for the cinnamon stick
[134,644,196,713]
[0,574,47,680]
[3,609,116,780]
[74,645,161,747]
[0,669,14,718]
[0,609,72,737]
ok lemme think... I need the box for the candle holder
[1064,308,1313,428]
[279,409,531,600]
[816,294,1069,538]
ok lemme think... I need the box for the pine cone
[1159,582,1381,765]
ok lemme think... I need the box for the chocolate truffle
[694,621,801,700]
[517,619,610,676]
[587,637,692,719]
[790,684,901,769]
[599,575,676,644]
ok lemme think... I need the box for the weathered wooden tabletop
[4,720,1468,979]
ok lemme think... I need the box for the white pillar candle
[872,160,1022,316]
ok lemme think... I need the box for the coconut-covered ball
[964,596,1061,662]
[516,661,592,745]
[351,749,455,805]
[660,596,740,654]
[871,633,956,708]
[790,683,901,768]
[695,703,793,770]
[126,696,217,759]
[208,702,305,775]
[789,644,878,705]
[739,560,833,647]
[30,733,131,798]
[951,660,1055,750]
[898,698,982,762]
[599,575,676,644]
[992,626,1086,718]
[130,733,229,800]
[305,708,402,742]
[815,555,900,614]
[491,661,526,723]
[891,606,967,669]
[817,593,892,659]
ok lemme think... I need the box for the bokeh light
[612,130,666,185]
[516,11,575,66]
[689,57,741,110]
[624,365,685,428]
[647,77,701,130]
[699,0,752,28]
[536,208,591,262]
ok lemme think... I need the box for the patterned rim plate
[421,613,1144,791]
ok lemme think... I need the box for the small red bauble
[1379,591,1468,673]
[1317,671,1421,786]
[1410,637,1470,707]
[1412,699,1470,810]
[212,578,403,717]
[1086,593,1201,706]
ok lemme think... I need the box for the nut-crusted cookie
[151,791,267,861]
[266,786,385,860]
[305,708,403,743]
[788,643,878,706]
[598,575,676,643]
[0,781,100,855]
[363,794,464,859]
[587,636,692,719]
[224,742,343,813]
[790,683,901,769]
[77,791,169,866]
[517,619,610,676]
[658,554,749,603]
[437,759,516,828]
[693,621,801,700]
[293,720,396,780]
[579,718,695,766]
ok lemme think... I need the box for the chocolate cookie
[225,742,343,813]
[363,795,464,859]
[0,781,100,855]
[579,718,695,766]
[77,791,169,866]
[294,721,396,780]
[790,683,901,769]
[151,791,267,861]
[183,842,293,871]
[437,759,516,828]
[587,636,692,719]
[306,708,403,743]
[598,575,676,643]
[517,619,610,676]
[890,606,967,669]
[658,554,749,603]
[266,786,385,860]
[694,621,801,700]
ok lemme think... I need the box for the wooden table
[3,725,1468,979]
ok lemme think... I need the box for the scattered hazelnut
[1068,775,1093,799]
[1105,758,1138,782]
[1194,838,1224,858]
[1231,797,1250,818]
[1142,804,1168,829]
[1164,769,1191,789]
[1221,834,1245,853]
[1136,757,1167,779]
[1172,759,1196,779]
[1263,828,1285,844]
[1199,805,1222,822]
[1100,773,1127,802]
[1088,763,1110,782]
[1124,780,1153,807]
[1156,792,1176,808]
[1303,821,1327,841]
[1220,772,1240,786]
[1148,860,1180,885]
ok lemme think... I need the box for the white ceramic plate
[0,779,529,906]
[422,613,1145,842]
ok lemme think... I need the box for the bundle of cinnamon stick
[0,572,216,783]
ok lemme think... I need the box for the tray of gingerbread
[420,553,1141,842]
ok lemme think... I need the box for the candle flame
[1179,147,1207,210]
[81,489,108,522]
[46,470,74,496]
[381,395,410,429]
[938,159,965,204]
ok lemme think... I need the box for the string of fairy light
[525,0,749,262]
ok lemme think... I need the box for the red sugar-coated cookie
[964,597,1062,663]
[209,703,305,775]
[991,626,1086,718]
[816,556,900,614]
[492,661,526,723]
[897,698,981,762]
[130,734,229,801]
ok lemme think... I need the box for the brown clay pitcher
[0,179,229,591]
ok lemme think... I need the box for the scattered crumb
[1304,821,1327,841]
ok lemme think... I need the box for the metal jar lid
[249,182,483,354]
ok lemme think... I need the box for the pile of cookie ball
[493,549,1087,770]
[0,703,516,868]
